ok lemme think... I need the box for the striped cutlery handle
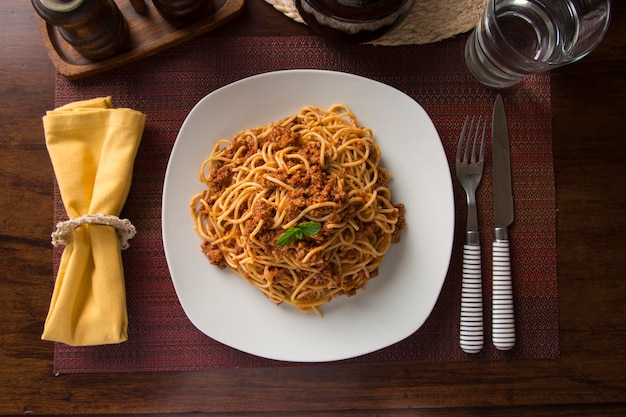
[492,239,515,350]
[460,243,483,353]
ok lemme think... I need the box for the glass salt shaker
[31,0,130,60]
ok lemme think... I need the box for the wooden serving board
[34,0,245,79]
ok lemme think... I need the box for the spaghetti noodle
[190,105,405,316]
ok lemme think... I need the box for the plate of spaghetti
[163,70,454,362]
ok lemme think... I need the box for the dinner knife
[492,94,515,351]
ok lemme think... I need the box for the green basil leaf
[276,228,298,246]
[299,222,321,236]
[276,222,321,247]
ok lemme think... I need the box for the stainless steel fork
[455,115,487,354]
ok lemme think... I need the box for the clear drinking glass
[465,0,611,88]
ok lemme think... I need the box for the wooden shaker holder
[34,0,245,79]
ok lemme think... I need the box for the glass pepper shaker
[295,0,415,43]
[151,0,214,26]
[32,0,130,60]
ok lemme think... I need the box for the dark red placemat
[51,34,558,373]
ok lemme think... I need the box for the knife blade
[492,94,515,350]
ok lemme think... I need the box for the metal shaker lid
[39,0,84,13]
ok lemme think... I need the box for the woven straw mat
[265,0,488,45]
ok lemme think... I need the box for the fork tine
[470,116,486,164]
[478,116,487,163]
[470,116,480,163]
[467,116,480,163]
[456,116,471,163]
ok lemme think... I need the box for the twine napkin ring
[52,214,137,250]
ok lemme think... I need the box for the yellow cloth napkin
[42,97,146,346]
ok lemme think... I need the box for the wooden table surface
[1,1,624,415]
